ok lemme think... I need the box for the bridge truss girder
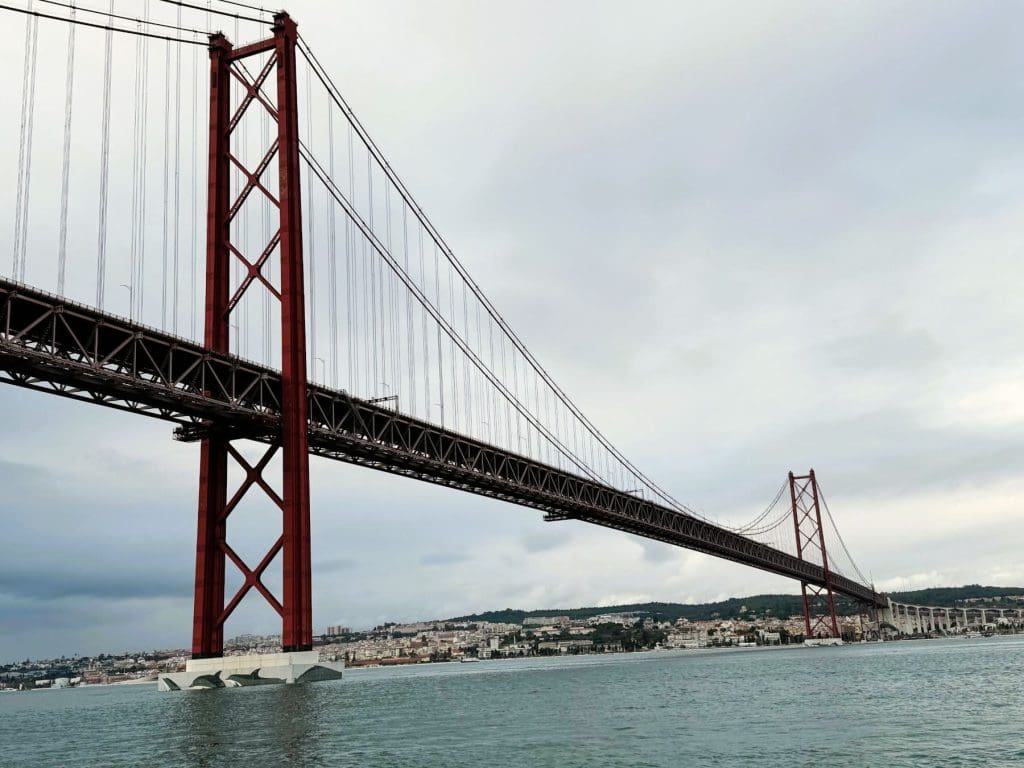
[0,277,884,609]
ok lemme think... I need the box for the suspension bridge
[0,1,925,687]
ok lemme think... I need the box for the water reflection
[158,682,331,767]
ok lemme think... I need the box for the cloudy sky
[3,0,1024,660]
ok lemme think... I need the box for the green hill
[448,585,1024,624]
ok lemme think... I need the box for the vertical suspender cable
[346,122,355,391]
[305,63,317,380]
[367,154,378,393]
[172,8,182,333]
[263,101,271,362]
[128,22,143,320]
[327,97,339,388]
[433,242,444,426]
[57,9,77,294]
[475,300,484,441]
[386,182,401,404]
[370,153,382,393]
[447,257,458,431]
[419,225,429,419]
[96,0,114,308]
[233,16,244,357]
[190,36,198,339]
[13,9,39,283]
[403,203,416,413]
[462,279,471,435]
[12,0,34,279]
[161,39,171,328]
[138,0,151,320]
[384,182,394,399]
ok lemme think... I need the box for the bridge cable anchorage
[296,38,717,522]
[56,3,76,295]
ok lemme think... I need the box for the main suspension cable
[37,0,213,35]
[0,3,209,44]
[301,145,607,483]
[154,0,265,25]
[818,485,870,585]
[296,38,711,521]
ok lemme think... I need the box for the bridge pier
[158,651,342,691]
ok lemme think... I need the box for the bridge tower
[192,12,312,658]
[789,470,840,641]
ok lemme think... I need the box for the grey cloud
[419,552,472,567]
[826,323,940,372]
[0,567,190,602]
[640,541,677,564]
[522,529,570,554]
[315,557,357,573]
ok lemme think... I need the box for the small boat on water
[460,656,481,663]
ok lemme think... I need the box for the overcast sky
[3,0,1024,660]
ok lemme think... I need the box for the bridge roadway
[0,277,883,607]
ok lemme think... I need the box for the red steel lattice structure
[789,469,840,639]
[192,12,312,658]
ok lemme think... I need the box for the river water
[1,636,1022,766]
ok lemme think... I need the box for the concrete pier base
[157,651,343,691]
[803,637,844,647]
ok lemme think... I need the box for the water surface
[2,637,1022,766]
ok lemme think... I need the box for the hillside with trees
[448,585,1024,624]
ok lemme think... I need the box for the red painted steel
[192,33,233,659]
[789,470,840,639]
[272,12,313,653]
[191,13,312,658]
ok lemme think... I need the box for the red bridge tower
[789,469,841,641]
[192,12,311,658]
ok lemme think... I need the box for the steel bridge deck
[0,278,883,607]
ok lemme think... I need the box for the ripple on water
[0,638,1021,767]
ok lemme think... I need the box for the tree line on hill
[447,585,1024,625]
